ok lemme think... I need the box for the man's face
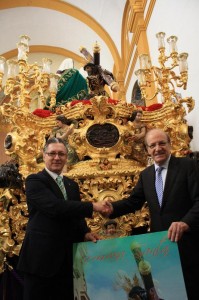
[43,143,67,174]
[146,130,171,165]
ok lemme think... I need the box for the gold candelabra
[135,32,189,103]
[0,35,59,110]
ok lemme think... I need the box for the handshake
[93,198,113,217]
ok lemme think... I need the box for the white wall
[147,0,199,151]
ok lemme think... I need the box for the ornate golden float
[0,34,194,273]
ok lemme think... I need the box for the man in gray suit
[17,137,105,300]
[104,128,199,300]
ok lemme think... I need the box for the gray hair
[43,137,67,153]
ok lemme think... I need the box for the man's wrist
[93,203,98,212]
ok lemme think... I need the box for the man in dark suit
[104,128,199,300]
[17,137,104,300]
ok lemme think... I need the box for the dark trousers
[23,273,73,300]
[178,236,199,300]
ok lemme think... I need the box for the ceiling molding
[2,45,87,64]
[0,0,121,69]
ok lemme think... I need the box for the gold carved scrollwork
[0,188,27,273]
[75,170,149,238]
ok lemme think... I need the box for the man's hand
[93,200,113,216]
[84,232,100,243]
[102,200,113,217]
[168,221,189,242]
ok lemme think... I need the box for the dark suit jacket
[111,156,199,298]
[111,156,199,231]
[17,169,93,278]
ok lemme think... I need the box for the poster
[73,231,187,300]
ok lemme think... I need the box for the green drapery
[56,68,89,105]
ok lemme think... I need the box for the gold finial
[93,41,100,53]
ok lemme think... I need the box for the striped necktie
[56,175,67,200]
[155,167,164,206]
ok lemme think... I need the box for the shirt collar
[154,155,171,171]
[45,167,63,180]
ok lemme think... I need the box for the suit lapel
[63,176,71,201]
[42,169,64,200]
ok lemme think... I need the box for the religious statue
[80,42,119,98]
[124,110,148,165]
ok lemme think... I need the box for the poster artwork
[73,231,187,300]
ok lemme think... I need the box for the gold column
[128,0,157,105]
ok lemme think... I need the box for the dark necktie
[56,175,67,200]
[155,167,164,206]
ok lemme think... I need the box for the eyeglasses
[45,152,67,158]
[147,141,168,150]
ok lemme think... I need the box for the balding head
[145,128,171,166]
[145,129,170,146]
